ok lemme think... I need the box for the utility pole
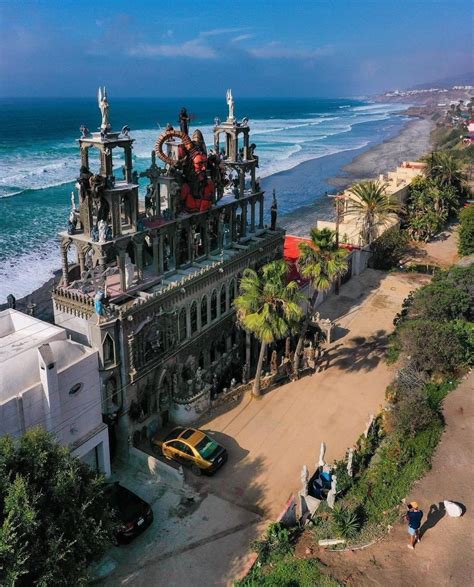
[328,194,344,295]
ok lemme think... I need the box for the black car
[105,482,153,544]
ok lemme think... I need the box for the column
[203,219,210,257]
[187,225,193,263]
[78,248,86,275]
[152,235,160,275]
[80,145,89,170]
[239,167,245,198]
[61,244,69,286]
[135,241,144,282]
[241,202,247,237]
[116,250,126,292]
[230,207,236,243]
[124,145,133,183]
[98,253,107,286]
[158,234,165,274]
[258,196,264,229]
[250,200,256,233]
[186,305,191,340]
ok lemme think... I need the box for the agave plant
[331,505,362,539]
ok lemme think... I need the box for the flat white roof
[0,309,66,364]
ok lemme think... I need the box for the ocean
[0,97,409,302]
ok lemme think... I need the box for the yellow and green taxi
[152,427,228,475]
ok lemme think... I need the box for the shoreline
[0,116,435,321]
[266,116,434,235]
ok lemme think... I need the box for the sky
[0,0,472,98]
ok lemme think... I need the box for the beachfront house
[317,161,427,245]
[0,309,111,476]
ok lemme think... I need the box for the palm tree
[234,260,303,397]
[346,180,401,245]
[424,151,467,192]
[293,228,349,374]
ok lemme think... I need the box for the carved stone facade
[52,92,284,454]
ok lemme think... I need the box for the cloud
[199,27,250,38]
[232,34,254,43]
[128,38,217,59]
[248,42,334,60]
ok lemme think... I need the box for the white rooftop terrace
[0,309,66,365]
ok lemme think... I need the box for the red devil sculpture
[155,128,215,214]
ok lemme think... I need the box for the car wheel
[191,464,202,476]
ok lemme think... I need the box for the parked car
[152,427,228,475]
[105,482,153,544]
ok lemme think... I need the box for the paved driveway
[104,269,428,586]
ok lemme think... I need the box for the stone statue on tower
[98,87,111,133]
[226,89,235,122]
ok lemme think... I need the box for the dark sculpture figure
[78,166,92,202]
[155,128,215,214]
[179,107,190,135]
[270,190,278,230]
[79,125,90,138]
[6,294,16,309]
[89,174,109,222]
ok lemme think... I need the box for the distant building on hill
[51,91,285,455]
[0,309,111,475]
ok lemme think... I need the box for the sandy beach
[0,116,434,322]
[267,116,434,235]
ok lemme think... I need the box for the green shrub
[370,226,410,270]
[238,557,339,587]
[409,282,471,321]
[388,389,435,437]
[399,319,466,374]
[458,205,474,256]
[345,419,443,528]
[331,505,363,539]
[251,523,293,564]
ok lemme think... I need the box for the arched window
[179,308,187,342]
[211,290,217,321]
[201,296,208,327]
[190,301,198,334]
[103,333,115,365]
[220,284,227,315]
[229,279,236,307]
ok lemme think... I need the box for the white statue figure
[226,89,235,122]
[326,474,337,509]
[98,220,107,243]
[364,414,375,438]
[347,447,354,478]
[98,86,111,133]
[300,465,309,496]
[124,253,134,289]
[318,441,327,468]
[71,191,77,212]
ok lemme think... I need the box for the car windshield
[195,436,220,459]
[180,429,195,440]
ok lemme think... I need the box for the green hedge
[238,557,339,587]
[458,205,474,256]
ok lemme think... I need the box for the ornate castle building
[52,90,284,451]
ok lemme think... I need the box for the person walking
[405,501,423,549]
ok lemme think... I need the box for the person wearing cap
[405,501,423,549]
